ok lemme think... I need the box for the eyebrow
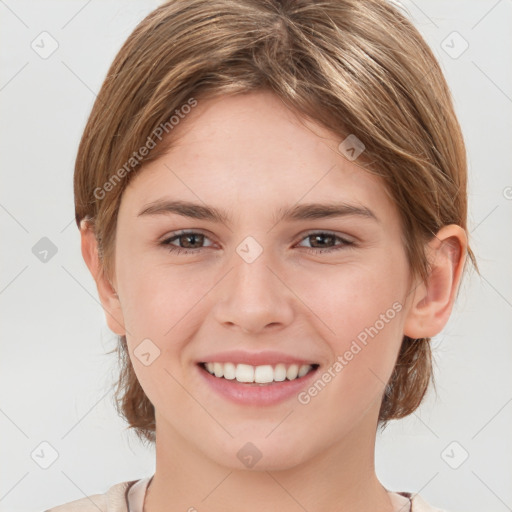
[137,199,378,225]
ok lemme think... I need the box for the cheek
[294,256,407,345]
[140,275,192,329]
[115,261,215,409]
[117,257,214,352]
[291,256,408,412]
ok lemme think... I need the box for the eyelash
[160,230,355,256]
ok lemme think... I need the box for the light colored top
[44,475,449,512]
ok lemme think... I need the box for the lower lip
[197,364,319,406]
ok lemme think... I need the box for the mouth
[195,351,321,406]
[198,361,320,386]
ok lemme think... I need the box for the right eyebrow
[137,199,231,224]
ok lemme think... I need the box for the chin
[204,435,314,472]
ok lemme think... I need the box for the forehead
[120,90,396,226]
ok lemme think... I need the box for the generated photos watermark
[94,97,198,200]
[297,300,403,405]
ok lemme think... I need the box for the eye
[160,230,354,256]
[296,231,354,254]
[161,230,214,255]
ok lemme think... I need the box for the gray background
[1,1,511,511]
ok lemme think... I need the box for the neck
[144,409,393,512]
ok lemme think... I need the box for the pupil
[313,234,332,247]
[182,234,202,248]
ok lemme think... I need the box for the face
[110,90,414,470]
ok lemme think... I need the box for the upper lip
[197,350,319,367]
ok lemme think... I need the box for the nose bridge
[214,238,294,333]
[234,253,275,302]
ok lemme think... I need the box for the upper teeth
[203,362,315,383]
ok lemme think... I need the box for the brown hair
[74,0,476,444]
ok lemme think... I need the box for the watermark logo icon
[31,31,59,59]
[134,338,161,366]
[236,236,263,264]
[441,31,469,59]
[338,134,365,161]
[237,442,262,468]
[441,441,469,469]
[31,441,59,469]
[32,237,58,263]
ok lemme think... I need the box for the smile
[200,362,318,384]
[197,360,320,406]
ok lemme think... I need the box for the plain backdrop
[1,1,511,511]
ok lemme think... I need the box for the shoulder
[44,480,137,512]
[410,492,451,512]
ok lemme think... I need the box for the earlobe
[80,220,126,336]
[403,225,467,339]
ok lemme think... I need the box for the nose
[212,249,295,335]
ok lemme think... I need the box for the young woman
[47,0,475,510]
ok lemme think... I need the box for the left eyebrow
[272,202,379,224]
[137,199,379,225]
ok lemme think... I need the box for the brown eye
[161,231,213,254]
[175,233,205,248]
[297,231,354,254]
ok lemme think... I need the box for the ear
[403,224,467,339]
[80,220,126,336]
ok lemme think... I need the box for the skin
[81,90,467,512]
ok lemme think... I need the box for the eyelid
[159,228,213,243]
[160,229,354,243]
[297,229,355,244]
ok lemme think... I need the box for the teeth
[213,362,224,378]
[254,365,273,383]
[223,362,236,380]
[286,364,299,380]
[274,363,287,382]
[202,362,316,383]
[298,365,310,378]
[236,364,254,383]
